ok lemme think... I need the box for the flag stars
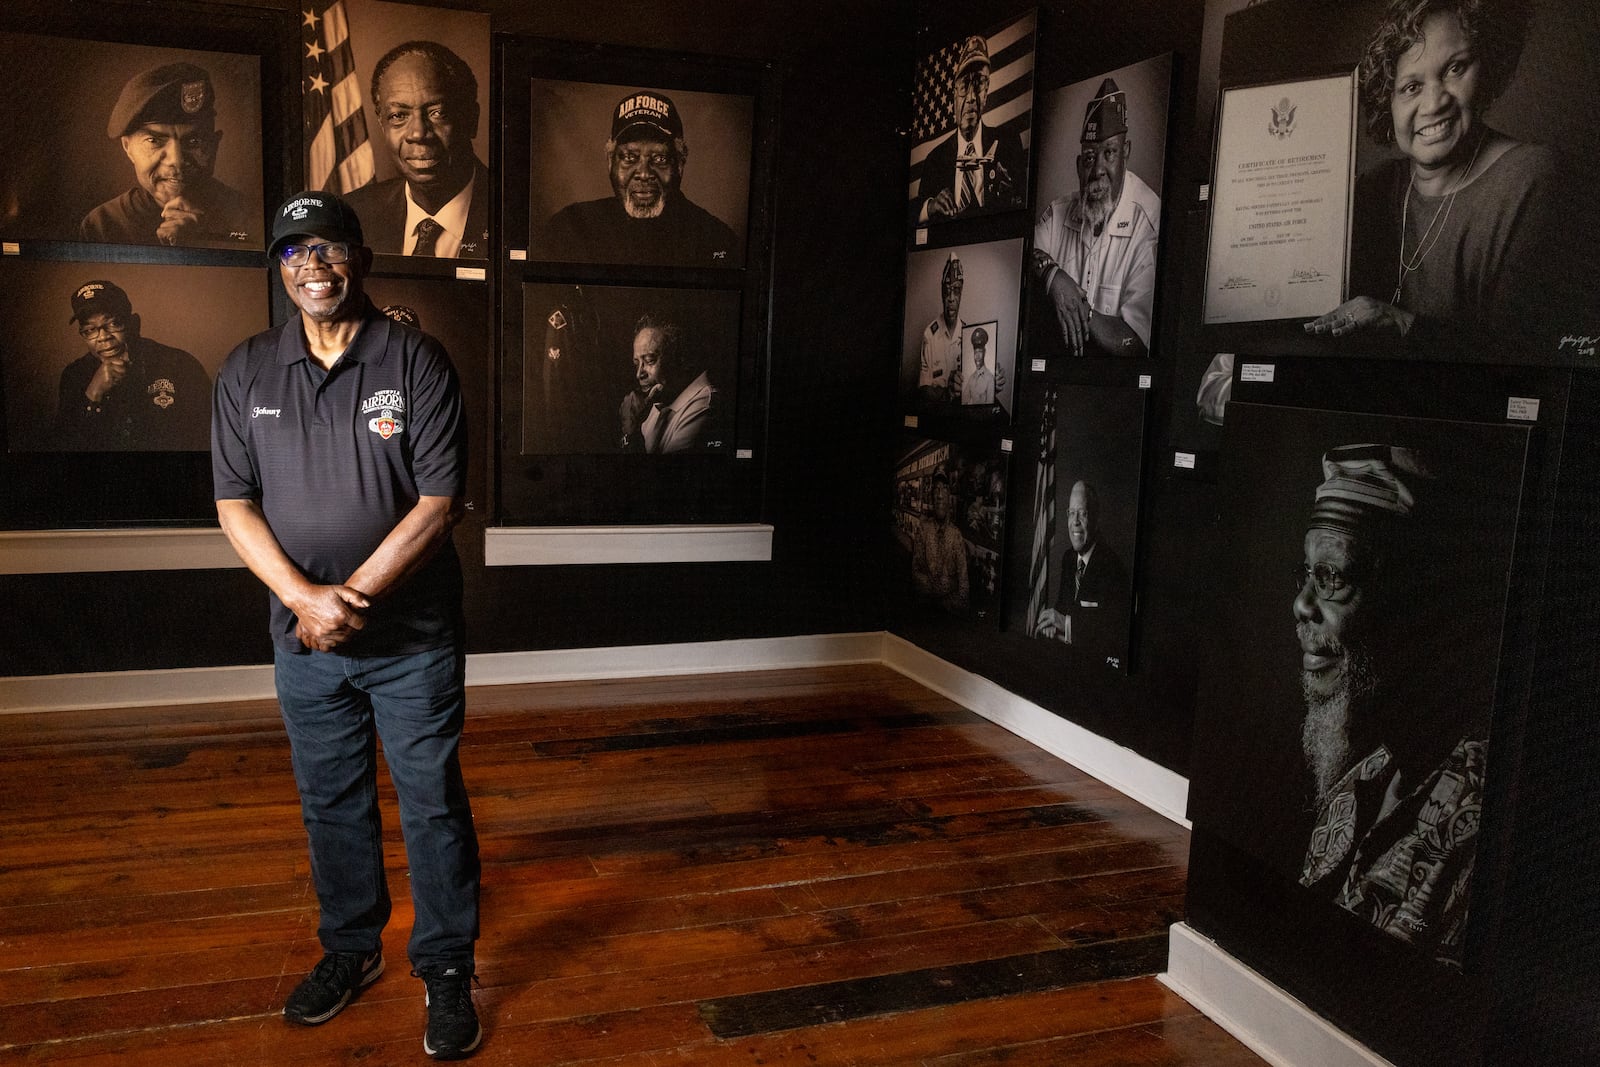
[307,72,328,94]
[303,8,319,30]
[306,40,325,61]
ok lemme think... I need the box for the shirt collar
[956,126,985,158]
[275,297,384,366]
[403,170,476,252]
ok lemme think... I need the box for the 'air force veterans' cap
[269,191,365,258]
[1082,78,1128,144]
[1308,444,1432,536]
[108,63,216,138]
[69,280,134,324]
[955,36,991,77]
[612,91,683,143]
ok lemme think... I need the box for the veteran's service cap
[269,191,365,258]
[69,280,134,324]
[108,63,216,138]
[611,90,683,143]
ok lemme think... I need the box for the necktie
[412,217,444,257]
[958,143,979,211]
[1075,556,1087,602]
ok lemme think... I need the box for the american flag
[908,10,1035,204]
[302,0,374,193]
[1025,386,1058,638]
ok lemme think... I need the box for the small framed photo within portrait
[302,0,492,263]
[0,28,268,251]
[525,79,754,270]
[908,9,1035,231]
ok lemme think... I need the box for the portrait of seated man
[1034,479,1131,664]
[617,314,719,454]
[80,63,254,249]
[344,41,490,259]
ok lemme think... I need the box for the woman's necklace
[1393,132,1485,306]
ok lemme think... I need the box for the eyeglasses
[1296,562,1355,601]
[278,242,352,267]
[78,318,126,339]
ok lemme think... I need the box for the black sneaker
[415,965,483,1060]
[282,950,384,1025]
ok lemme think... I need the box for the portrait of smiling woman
[1304,0,1590,358]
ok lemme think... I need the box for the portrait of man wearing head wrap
[1291,443,1487,968]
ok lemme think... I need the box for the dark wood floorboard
[0,664,1264,1065]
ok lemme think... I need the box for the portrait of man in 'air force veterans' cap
[528,80,753,269]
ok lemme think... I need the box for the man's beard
[1299,638,1379,802]
[1080,189,1112,229]
[622,195,665,220]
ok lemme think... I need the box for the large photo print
[1188,403,1530,969]
[892,435,1008,625]
[301,0,491,259]
[526,80,753,269]
[900,238,1022,423]
[0,32,264,249]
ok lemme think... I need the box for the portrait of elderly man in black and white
[530,81,753,268]
[1187,404,1529,970]
[899,239,1022,421]
[907,12,1035,227]
[0,34,263,248]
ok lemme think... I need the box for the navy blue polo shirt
[212,299,466,655]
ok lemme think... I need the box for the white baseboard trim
[880,634,1190,827]
[1160,922,1394,1067]
[0,632,887,714]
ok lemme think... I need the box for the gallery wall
[0,0,914,676]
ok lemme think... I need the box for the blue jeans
[274,642,479,971]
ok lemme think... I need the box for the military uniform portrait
[899,238,1023,422]
[301,0,491,259]
[1187,403,1530,968]
[907,10,1035,229]
[0,259,266,452]
[1029,54,1172,360]
[527,80,753,269]
[519,283,740,456]
[0,33,263,249]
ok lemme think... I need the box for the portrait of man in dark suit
[915,34,1026,224]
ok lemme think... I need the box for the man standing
[345,42,489,259]
[962,325,995,406]
[618,314,717,453]
[1032,78,1161,357]
[1035,480,1130,664]
[1293,444,1480,968]
[80,63,253,248]
[542,90,739,266]
[53,280,211,451]
[212,192,482,1059]
[918,253,965,405]
[911,471,969,612]
[916,35,1024,223]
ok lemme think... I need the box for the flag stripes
[303,0,374,194]
[1025,386,1058,637]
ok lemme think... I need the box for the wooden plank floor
[0,664,1265,1066]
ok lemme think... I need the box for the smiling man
[80,63,252,248]
[212,192,483,1059]
[1031,77,1160,357]
[542,89,738,266]
[344,41,488,259]
[53,279,210,450]
[1293,443,1482,969]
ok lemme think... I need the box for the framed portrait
[900,238,1023,425]
[0,257,269,527]
[525,79,753,270]
[908,9,1036,231]
[301,0,491,264]
[1187,0,1600,370]
[0,29,268,251]
[362,276,491,515]
[1188,402,1531,970]
[518,283,740,457]
[1029,52,1173,360]
[1001,382,1146,674]
[892,434,1009,626]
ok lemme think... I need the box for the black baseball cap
[69,280,133,324]
[268,191,365,258]
[611,90,683,143]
